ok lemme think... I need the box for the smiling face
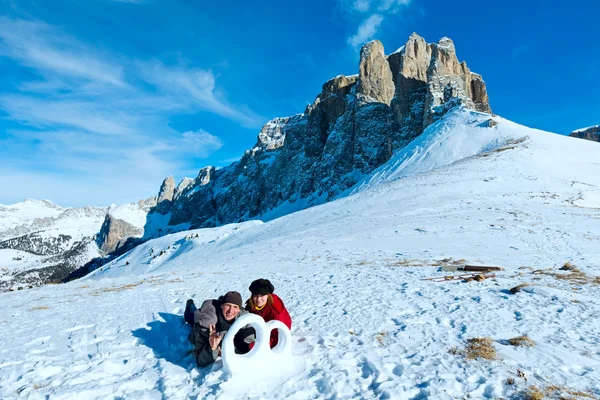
[221,303,240,321]
[252,294,268,308]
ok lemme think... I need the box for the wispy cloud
[343,0,413,50]
[0,17,126,87]
[348,14,384,50]
[0,16,265,205]
[140,61,263,127]
[181,130,224,157]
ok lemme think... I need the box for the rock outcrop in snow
[570,125,600,142]
[139,33,492,235]
[95,198,157,254]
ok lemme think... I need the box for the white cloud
[0,17,126,87]
[139,61,263,128]
[343,0,413,50]
[348,14,384,50]
[345,0,411,13]
[376,0,411,12]
[182,130,224,156]
[0,96,138,135]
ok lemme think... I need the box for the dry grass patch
[510,283,532,294]
[545,385,598,399]
[560,261,577,271]
[356,260,375,266]
[532,262,599,286]
[430,257,467,267]
[375,332,387,346]
[451,337,497,360]
[465,337,497,360]
[508,335,536,347]
[523,386,544,400]
[386,258,426,267]
[91,282,142,295]
[29,306,49,311]
[521,384,599,399]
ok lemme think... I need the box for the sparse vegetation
[375,332,387,346]
[523,386,544,400]
[29,306,49,311]
[510,283,531,294]
[508,335,535,347]
[91,282,142,295]
[520,384,598,400]
[464,337,496,360]
[451,337,497,360]
[560,261,577,271]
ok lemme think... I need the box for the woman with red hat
[246,278,292,348]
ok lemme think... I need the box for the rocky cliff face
[95,197,157,254]
[570,125,600,142]
[147,33,491,233]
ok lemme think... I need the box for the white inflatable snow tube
[222,313,292,377]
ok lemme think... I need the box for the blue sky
[0,0,598,207]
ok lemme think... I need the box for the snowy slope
[1,109,599,399]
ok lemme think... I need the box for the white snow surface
[0,199,63,232]
[1,108,600,399]
[108,203,148,229]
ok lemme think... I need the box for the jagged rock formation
[96,217,142,254]
[389,33,491,137]
[357,40,395,104]
[570,125,600,142]
[95,197,157,254]
[156,176,175,214]
[144,33,491,233]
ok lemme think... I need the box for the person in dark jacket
[245,279,292,348]
[184,291,255,367]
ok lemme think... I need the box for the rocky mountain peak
[196,166,216,186]
[357,40,395,105]
[156,176,175,214]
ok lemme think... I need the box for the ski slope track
[1,109,599,399]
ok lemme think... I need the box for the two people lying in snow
[184,278,292,367]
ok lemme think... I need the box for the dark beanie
[249,279,274,295]
[222,291,243,308]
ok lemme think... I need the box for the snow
[109,203,147,229]
[1,108,599,399]
[0,249,42,272]
[0,199,63,232]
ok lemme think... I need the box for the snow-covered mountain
[0,198,158,291]
[0,200,107,290]
[1,108,598,399]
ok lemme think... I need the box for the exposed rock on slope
[95,197,157,254]
[570,125,600,142]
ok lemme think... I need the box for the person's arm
[191,324,220,367]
